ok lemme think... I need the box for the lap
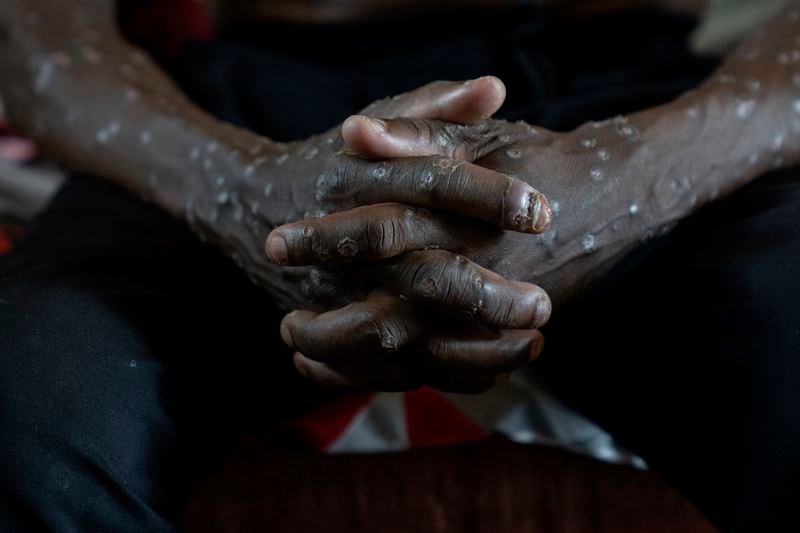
[4,165,799,531]
[538,167,800,531]
[0,176,316,530]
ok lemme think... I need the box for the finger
[279,289,433,364]
[372,249,552,330]
[419,327,544,375]
[341,116,507,161]
[362,76,506,123]
[318,155,552,234]
[292,352,356,389]
[292,327,543,393]
[266,203,498,265]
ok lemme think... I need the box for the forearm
[0,1,314,302]
[628,0,800,230]
[0,0,288,223]
[518,1,800,303]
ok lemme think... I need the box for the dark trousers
[1,8,797,532]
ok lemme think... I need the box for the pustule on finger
[503,180,553,233]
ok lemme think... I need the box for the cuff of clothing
[690,0,790,55]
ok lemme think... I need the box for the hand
[196,78,549,320]
[261,90,564,392]
[279,109,684,306]
[282,289,545,393]
[275,99,696,391]
[243,80,563,393]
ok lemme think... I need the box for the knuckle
[407,252,449,299]
[378,317,411,351]
[406,118,435,147]
[419,253,485,315]
[435,123,471,158]
[486,294,518,327]
[458,122,506,160]
[323,157,365,205]
[415,156,467,197]
[353,309,390,350]
[365,211,408,258]
[426,337,455,363]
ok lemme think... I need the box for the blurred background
[0,98,62,252]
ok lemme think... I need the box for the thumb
[360,76,506,123]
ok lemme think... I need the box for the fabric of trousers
[1,8,797,532]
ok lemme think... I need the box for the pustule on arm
[490,1,800,303]
[0,0,284,226]
[644,0,800,212]
[581,0,800,245]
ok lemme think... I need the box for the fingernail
[293,352,309,377]
[529,335,545,361]
[504,181,550,233]
[531,190,553,233]
[532,293,552,329]
[368,117,387,134]
[266,232,289,265]
[280,320,294,348]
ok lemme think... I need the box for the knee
[0,282,158,429]
[0,283,177,529]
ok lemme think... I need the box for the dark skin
[0,0,554,394]
[269,1,800,387]
[3,0,799,391]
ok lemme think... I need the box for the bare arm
[0,1,554,313]
[0,1,567,394]
[272,0,800,308]
[0,1,261,217]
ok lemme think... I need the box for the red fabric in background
[404,388,487,447]
[119,0,213,63]
[0,225,24,255]
[283,393,376,450]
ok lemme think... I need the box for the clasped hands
[265,77,566,393]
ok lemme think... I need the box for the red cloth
[285,388,488,452]
[284,393,376,450]
[404,387,486,447]
[0,225,24,255]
